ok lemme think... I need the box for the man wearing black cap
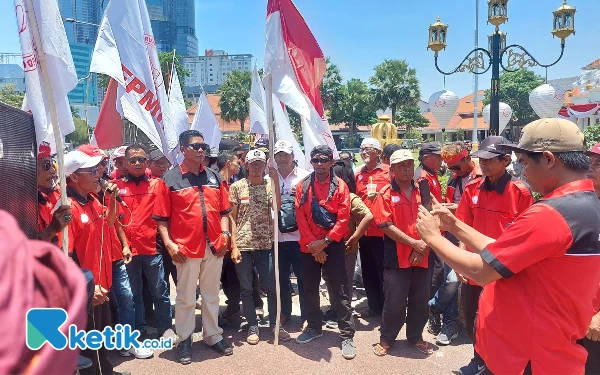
[416,119,600,375]
[149,150,171,179]
[453,136,533,375]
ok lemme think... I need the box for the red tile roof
[584,58,600,70]
[186,94,249,133]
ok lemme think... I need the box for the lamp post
[427,0,576,135]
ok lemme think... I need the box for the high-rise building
[183,50,253,88]
[175,0,198,57]
[145,0,197,56]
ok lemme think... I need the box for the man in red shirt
[416,118,600,374]
[148,150,171,179]
[115,145,173,340]
[454,136,533,375]
[295,145,356,359]
[355,138,389,317]
[371,149,433,357]
[154,130,233,364]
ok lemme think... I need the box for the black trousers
[159,236,177,294]
[461,283,483,343]
[358,236,385,314]
[302,241,355,340]
[429,251,445,300]
[579,338,600,374]
[80,303,113,375]
[380,266,430,345]
[221,253,241,316]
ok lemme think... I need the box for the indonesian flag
[90,0,178,162]
[15,0,77,148]
[93,78,123,149]
[264,0,337,166]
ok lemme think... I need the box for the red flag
[266,0,326,116]
[94,78,123,149]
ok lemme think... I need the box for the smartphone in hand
[418,179,432,210]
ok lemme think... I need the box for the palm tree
[218,71,252,132]
[369,59,421,121]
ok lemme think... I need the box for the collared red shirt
[355,163,390,237]
[475,179,600,375]
[415,164,443,202]
[113,175,161,256]
[372,180,428,269]
[295,174,350,253]
[270,166,310,242]
[62,186,121,290]
[446,163,482,204]
[456,171,533,285]
[153,163,231,258]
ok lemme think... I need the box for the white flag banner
[90,0,178,161]
[250,64,269,134]
[190,92,221,148]
[15,0,77,148]
[271,93,305,169]
[168,64,191,136]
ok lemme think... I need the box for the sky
[0,0,598,102]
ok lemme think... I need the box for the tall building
[58,0,102,106]
[183,50,253,88]
[175,0,198,57]
[146,0,176,52]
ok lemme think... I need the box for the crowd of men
[31,118,600,375]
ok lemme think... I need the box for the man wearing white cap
[229,149,289,344]
[271,140,310,324]
[371,149,433,356]
[110,145,129,179]
[355,137,388,317]
[62,150,145,373]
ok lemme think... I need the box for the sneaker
[459,357,488,375]
[296,327,323,344]
[427,311,442,335]
[247,324,260,345]
[341,338,356,359]
[325,320,338,329]
[436,323,459,345]
[119,346,153,359]
[176,336,192,365]
[256,307,265,319]
[273,326,291,342]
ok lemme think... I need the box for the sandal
[372,343,390,357]
[409,340,433,355]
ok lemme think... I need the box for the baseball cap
[64,150,103,176]
[420,142,442,156]
[219,138,241,152]
[112,145,128,160]
[472,136,511,159]
[389,149,414,165]
[586,142,600,157]
[360,138,382,151]
[500,118,586,154]
[274,140,294,155]
[246,149,267,163]
[38,142,51,159]
[149,150,166,161]
[77,144,108,159]
[339,151,357,162]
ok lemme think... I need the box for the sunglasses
[448,158,467,171]
[360,147,377,154]
[77,167,99,175]
[42,160,53,171]
[311,157,331,165]
[187,143,209,152]
[128,157,147,164]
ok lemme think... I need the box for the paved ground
[110,279,473,375]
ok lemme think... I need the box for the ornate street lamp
[428,0,576,135]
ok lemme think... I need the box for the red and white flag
[93,78,123,149]
[90,0,178,161]
[15,0,77,148]
[264,0,337,166]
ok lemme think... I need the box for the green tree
[97,73,110,91]
[483,69,544,128]
[0,84,24,108]
[395,105,429,132]
[456,129,466,141]
[158,51,190,93]
[320,57,344,113]
[369,59,421,121]
[218,70,252,132]
[70,105,81,118]
[65,117,90,146]
[584,124,600,148]
[286,108,303,146]
[329,78,378,135]
[404,128,423,141]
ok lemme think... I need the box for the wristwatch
[222,231,232,237]
[323,236,332,245]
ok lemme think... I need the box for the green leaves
[0,84,24,109]
[218,70,252,132]
[395,105,430,132]
[369,59,421,120]
[483,69,544,128]
[158,51,190,93]
[584,124,600,149]
[320,57,344,113]
[328,78,378,135]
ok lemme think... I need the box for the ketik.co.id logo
[26,308,172,350]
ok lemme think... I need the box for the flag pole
[168,49,177,96]
[25,0,68,254]
[267,74,281,345]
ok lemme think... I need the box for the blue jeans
[110,259,135,329]
[235,250,276,327]
[428,263,459,325]
[278,241,306,321]
[126,254,173,332]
